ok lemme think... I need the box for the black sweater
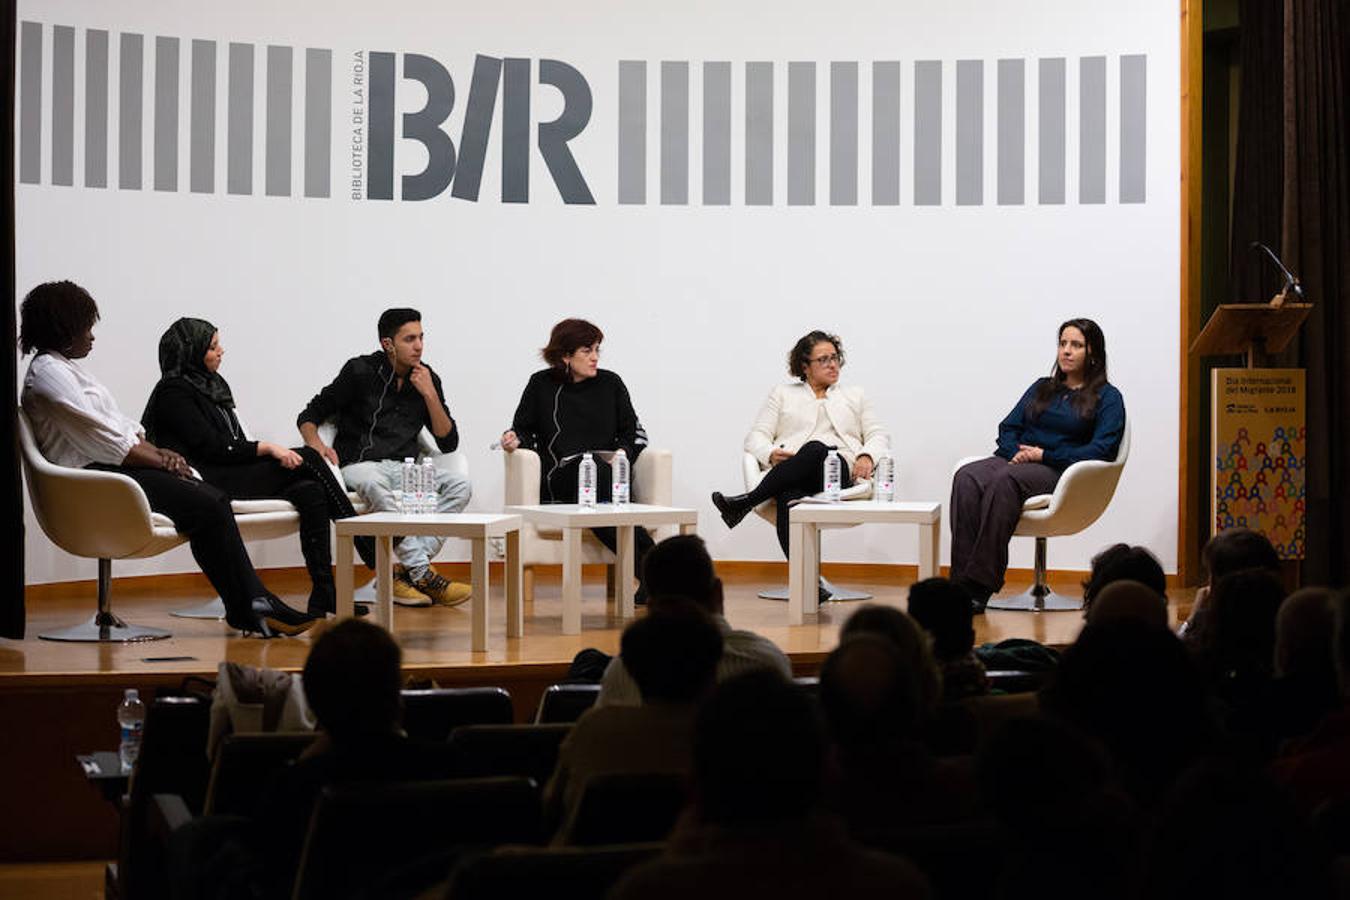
[297,351,459,466]
[147,378,259,465]
[510,369,647,500]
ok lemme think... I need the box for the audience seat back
[401,687,514,741]
[447,723,572,786]
[121,695,212,900]
[445,843,665,900]
[857,821,1005,899]
[561,772,687,846]
[535,684,601,723]
[203,733,318,816]
[291,776,543,900]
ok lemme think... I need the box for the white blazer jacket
[744,381,891,471]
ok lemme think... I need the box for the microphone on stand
[1249,241,1305,308]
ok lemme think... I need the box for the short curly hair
[786,330,844,381]
[19,281,100,356]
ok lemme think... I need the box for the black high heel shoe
[711,492,753,529]
[229,596,316,638]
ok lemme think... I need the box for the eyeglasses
[809,354,841,367]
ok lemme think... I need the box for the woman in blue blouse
[950,318,1125,612]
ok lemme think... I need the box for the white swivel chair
[21,409,311,638]
[19,409,180,641]
[504,448,673,603]
[952,420,1131,612]
[740,451,874,601]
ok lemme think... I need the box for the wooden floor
[3,563,1197,684]
[0,861,103,900]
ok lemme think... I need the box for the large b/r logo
[367,53,594,203]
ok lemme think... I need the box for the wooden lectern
[1190,303,1311,559]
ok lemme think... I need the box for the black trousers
[199,448,357,611]
[949,456,1060,592]
[745,440,855,558]
[541,456,656,567]
[88,464,270,620]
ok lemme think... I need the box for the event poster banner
[1211,369,1306,559]
[16,1,1180,582]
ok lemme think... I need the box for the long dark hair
[1027,318,1108,420]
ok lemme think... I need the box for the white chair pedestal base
[986,588,1082,612]
[759,579,873,603]
[172,598,227,620]
[985,536,1083,613]
[40,612,172,642]
[39,560,172,643]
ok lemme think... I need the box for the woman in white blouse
[712,330,891,560]
[19,281,314,638]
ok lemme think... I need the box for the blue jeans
[340,460,472,571]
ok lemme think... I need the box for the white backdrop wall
[16,0,1180,585]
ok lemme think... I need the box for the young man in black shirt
[298,308,472,606]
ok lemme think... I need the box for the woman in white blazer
[712,330,891,558]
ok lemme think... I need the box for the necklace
[216,406,240,439]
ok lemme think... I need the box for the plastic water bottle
[413,457,429,514]
[578,452,598,508]
[400,457,416,514]
[117,688,146,773]
[874,452,896,503]
[823,450,843,502]
[611,448,630,507]
[421,458,438,514]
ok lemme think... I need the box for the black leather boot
[299,517,337,617]
[711,492,754,529]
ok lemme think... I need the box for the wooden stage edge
[4,563,1196,692]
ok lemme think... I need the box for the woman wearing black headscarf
[143,318,365,616]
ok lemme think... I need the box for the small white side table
[334,512,522,652]
[507,504,698,634]
[787,500,942,625]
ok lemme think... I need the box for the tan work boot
[391,566,433,607]
[412,568,472,607]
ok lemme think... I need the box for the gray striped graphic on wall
[614,55,1148,206]
[16,23,1148,208]
[18,22,332,198]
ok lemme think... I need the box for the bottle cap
[125,688,139,701]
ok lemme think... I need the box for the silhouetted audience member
[169,621,451,900]
[611,671,931,900]
[1226,587,1342,762]
[597,535,791,706]
[840,605,943,716]
[979,716,1142,900]
[1145,761,1328,900]
[1273,590,1350,819]
[1179,527,1281,643]
[256,620,453,894]
[545,609,723,837]
[1189,568,1285,719]
[1082,543,1167,620]
[1042,620,1217,807]
[1085,579,1170,630]
[821,634,982,832]
[907,578,990,700]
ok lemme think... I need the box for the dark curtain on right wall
[1230,0,1350,587]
